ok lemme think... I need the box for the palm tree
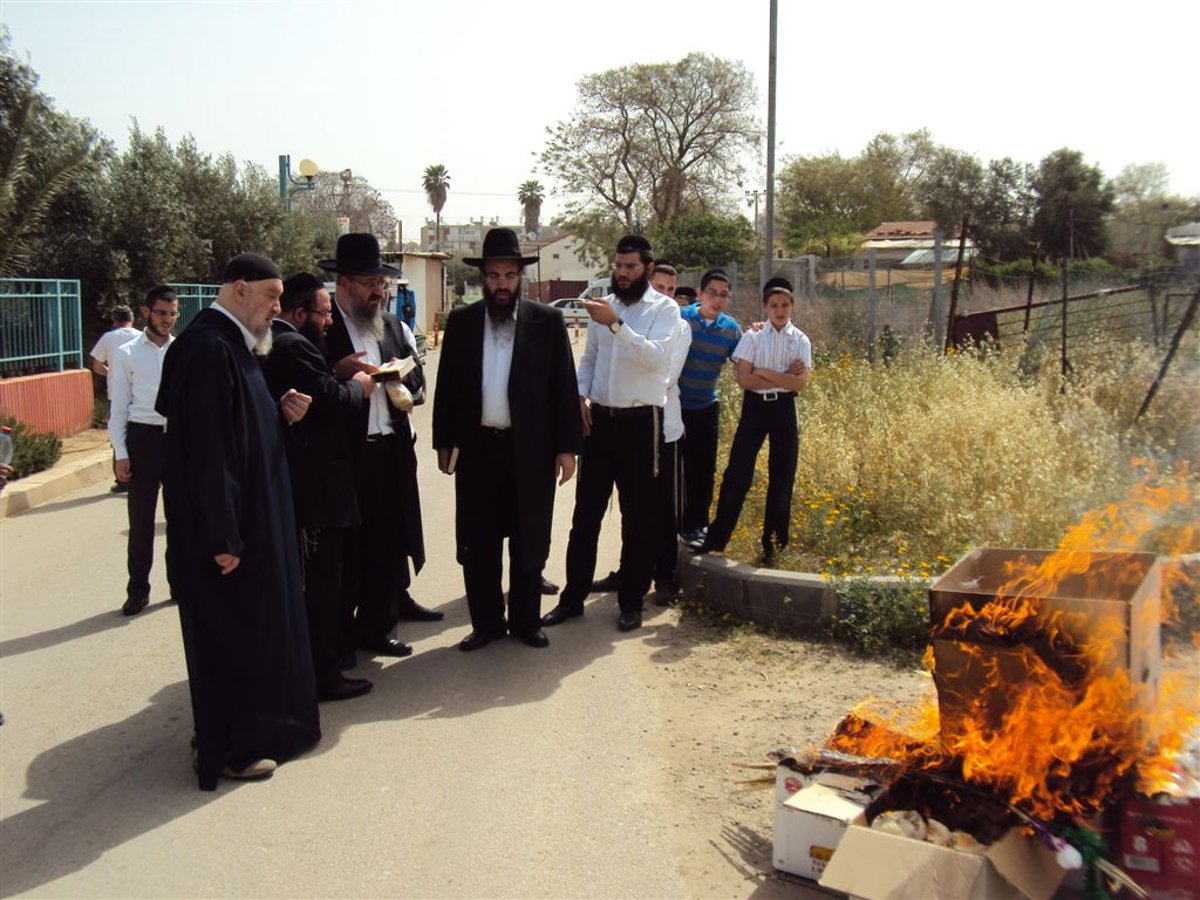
[517,179,544,237]
[422,164,450,251]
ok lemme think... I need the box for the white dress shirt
[107,331,173,459]
[663,317,692,442]
[732,320,812,394]
[576,287,683,408]
[481,311,516,428]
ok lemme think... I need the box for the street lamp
[278,155,319,212]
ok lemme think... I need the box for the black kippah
[222,252,282,283]
[675,286,698,300]
[616,233,653,256]
[700,267,729,290]
[762,275,793,298]
[283,272,325,293]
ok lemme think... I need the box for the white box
[774,778,878,880]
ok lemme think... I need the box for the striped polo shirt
[678,304,743,410]
[731,319,812,394]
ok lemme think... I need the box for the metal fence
[0,278,84,376]
[171,282,220,333]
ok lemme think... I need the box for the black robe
[156,308,320,790]
[431,299,582,573]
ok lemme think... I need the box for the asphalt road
[0,346,723,898]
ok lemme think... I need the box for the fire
[824,465,1199,827]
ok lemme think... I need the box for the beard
[351,303,385,341]
[252,326,273,356]
[482,282,518,323]
[612,270,650,304]
[299,317,326,351]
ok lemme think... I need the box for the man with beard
[320,234,437,666]
[542,234,684,633]
[432,229,582,651]
[265,272,375,701]
[156,253,319,789]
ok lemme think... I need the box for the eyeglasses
[702,288,731,301]
[483,272,521,283]
[350,276,388,291]
[304,307,334,320]
[150,309,179,319]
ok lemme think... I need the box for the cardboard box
[773,778,878,880]
[1120,794,1200,900]
[819,814,1065,900]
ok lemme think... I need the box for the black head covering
[462,228,538,267]
[316,233,400,277]
[222,253,282,283]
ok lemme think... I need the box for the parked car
[578,277,611,300]
[549,297,591,327]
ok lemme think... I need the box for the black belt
[365,433,395,443]
[591,403,657,417]
[746,390,796,402]
[128,421,165,431]
[480,426,512,438]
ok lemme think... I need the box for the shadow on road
[0,601,175,659]
[13,491,122,517]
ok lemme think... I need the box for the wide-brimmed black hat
[316,233,400,276]
[463,228,538,267]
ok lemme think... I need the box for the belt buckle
[762,391,778,402]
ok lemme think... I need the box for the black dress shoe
[396,599,444,622]
[617,610,643,632]
[317,677,373,702]
[338,651,357,671]
[512,627,550,648]
[360,638,413,658]
[121,596,149,616]
[459,627,507,652]
[653,579,681,607]
[541,603,584,627]
[539,576,559,595]
[590,570,620,592]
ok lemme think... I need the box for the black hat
[616,233,653,257]
[674,286,698,302]
[700,267,730,290]
[462,228,538,267]
[316,233,401,277]
[222,252,282,283]
[762,275,793,299]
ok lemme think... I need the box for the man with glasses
[678,268,743,546]
[265,273,375,701]
[108,285,179,616]
[433,229,581,651]
[542,234,684,633]
[320,234,437,666]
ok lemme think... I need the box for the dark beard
[299,317,326,351]
[612,271,649,304]
[483,282,518,323]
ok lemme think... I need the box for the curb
[0,446,113,519]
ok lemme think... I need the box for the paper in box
[819,814,1065,900]
[773,774,879,881]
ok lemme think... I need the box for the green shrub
[2,415,62,480]
[92,395,109,428]
[822,576,929,661]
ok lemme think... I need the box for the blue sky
[3,0,1197,240]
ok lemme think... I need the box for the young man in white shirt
[543,235,684,632]
[91,305,140,493]
[694,283,811,563]
[108,286,178,615]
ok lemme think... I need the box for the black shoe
[338,652,357,671]
[590,570,620,592]
[681,526,707,544]
[539,576,559,595]
[396,598,444,622]
[459,627,507,652]
[617,610,643,632]
[541,603,584,627]
[121,596,149,616]
[512,627,550,648]
[653,580,681,607]
[317,677,373,702]
[690,541,720,556]
[110,482,129,494]
[360,638,413,658]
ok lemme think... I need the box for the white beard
[253,328,273,356]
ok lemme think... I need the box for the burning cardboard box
[774,772,881,880]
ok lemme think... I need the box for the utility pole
[763,0,778,283]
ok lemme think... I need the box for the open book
[371,356,417,382]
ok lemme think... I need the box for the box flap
[984,829,1065,900]
[786,782,869,822]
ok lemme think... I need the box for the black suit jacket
[323,303,426,572]
[263,319,364,529]
[432,299,582,572]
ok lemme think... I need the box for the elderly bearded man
[321,234,437,666]
[432,229,582,651]
[156,253,320,790]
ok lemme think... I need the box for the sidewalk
[0,428,113,519]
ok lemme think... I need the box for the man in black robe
[265,272,374,702]
[320,233,437,664]
[156,253,320,790]
[432,228,583,650]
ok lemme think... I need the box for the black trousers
[341,435,412,649]
[680,402,720,533]
[652,438,681,586]
[460,428,541,634]
[125,422,165,603]
[300,525,346,689]
[562,404,660,614]
[705,392,798,553]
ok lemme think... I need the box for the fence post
[866,248,878,362]
[931,231,944,348]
